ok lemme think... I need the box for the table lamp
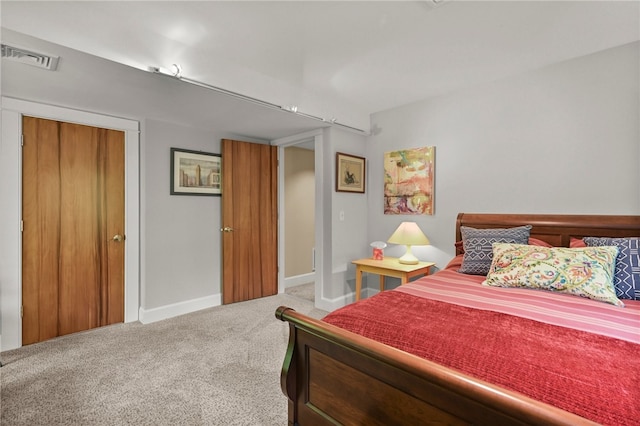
[387,222,430,264]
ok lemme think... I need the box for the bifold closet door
[22,116,125,345]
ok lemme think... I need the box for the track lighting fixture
[146,64,365,134]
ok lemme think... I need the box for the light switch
[339,211,345,221]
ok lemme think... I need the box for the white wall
[327,127,369,302]
[367,42,640,274]
[141,120,222,312]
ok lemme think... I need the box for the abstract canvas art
[384,146,435,215]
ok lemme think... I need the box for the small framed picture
[336,152,365,193]
[170,148,222,196]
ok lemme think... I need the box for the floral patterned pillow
[483,243,623,307]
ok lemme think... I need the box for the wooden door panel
[22,117,61,344]
[103,128,125,325]
[22,117,125,345]
[221,139,277,304]
[258,145,278,297]
[236,141,253,301]
[221,141,235,302]
[59,123,101,335]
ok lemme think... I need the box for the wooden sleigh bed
[276,213,640,425]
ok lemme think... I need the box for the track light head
[148,63,183,78]
[169,64,182,78]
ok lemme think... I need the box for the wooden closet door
[22,116,125,345]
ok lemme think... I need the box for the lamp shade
[387,222,430,264]
[387,222,430,246]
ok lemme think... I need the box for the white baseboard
[315,295,349,312]
[284,272,316,289]
[138,294,221,324]
[315,287,379,312]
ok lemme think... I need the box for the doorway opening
[274,129,325,308]
[283,143,316,302]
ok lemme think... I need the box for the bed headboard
[455,213,640,255]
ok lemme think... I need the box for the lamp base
[398,252,419,265]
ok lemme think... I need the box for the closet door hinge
[20,220,23,232]
[21,305,24,317]
[21,134,24,147]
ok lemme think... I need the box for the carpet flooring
[0,293,327,425]
[284,283,314,302]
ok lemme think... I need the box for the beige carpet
[0,293,327,425]
[284,283,314,302]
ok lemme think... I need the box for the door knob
[112,234,125,242]
[220,227,234,233]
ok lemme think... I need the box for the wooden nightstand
[351,257,435,301]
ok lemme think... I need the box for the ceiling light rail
[148,64,366,134]
[291,110,325,122]
[183,76,283,110]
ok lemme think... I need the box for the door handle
[220,227,234,233]
[112,234,125,242]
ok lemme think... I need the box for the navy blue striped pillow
[458,225,532,275]
[583,237,640,300]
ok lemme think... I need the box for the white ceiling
[1,0,639,133]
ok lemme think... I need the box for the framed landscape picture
[170,148,222,196]
[336,152,365,193]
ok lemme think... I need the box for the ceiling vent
[1,44,59,71]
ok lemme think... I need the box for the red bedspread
[323,291,640,425]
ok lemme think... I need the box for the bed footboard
[276,306,596,426]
